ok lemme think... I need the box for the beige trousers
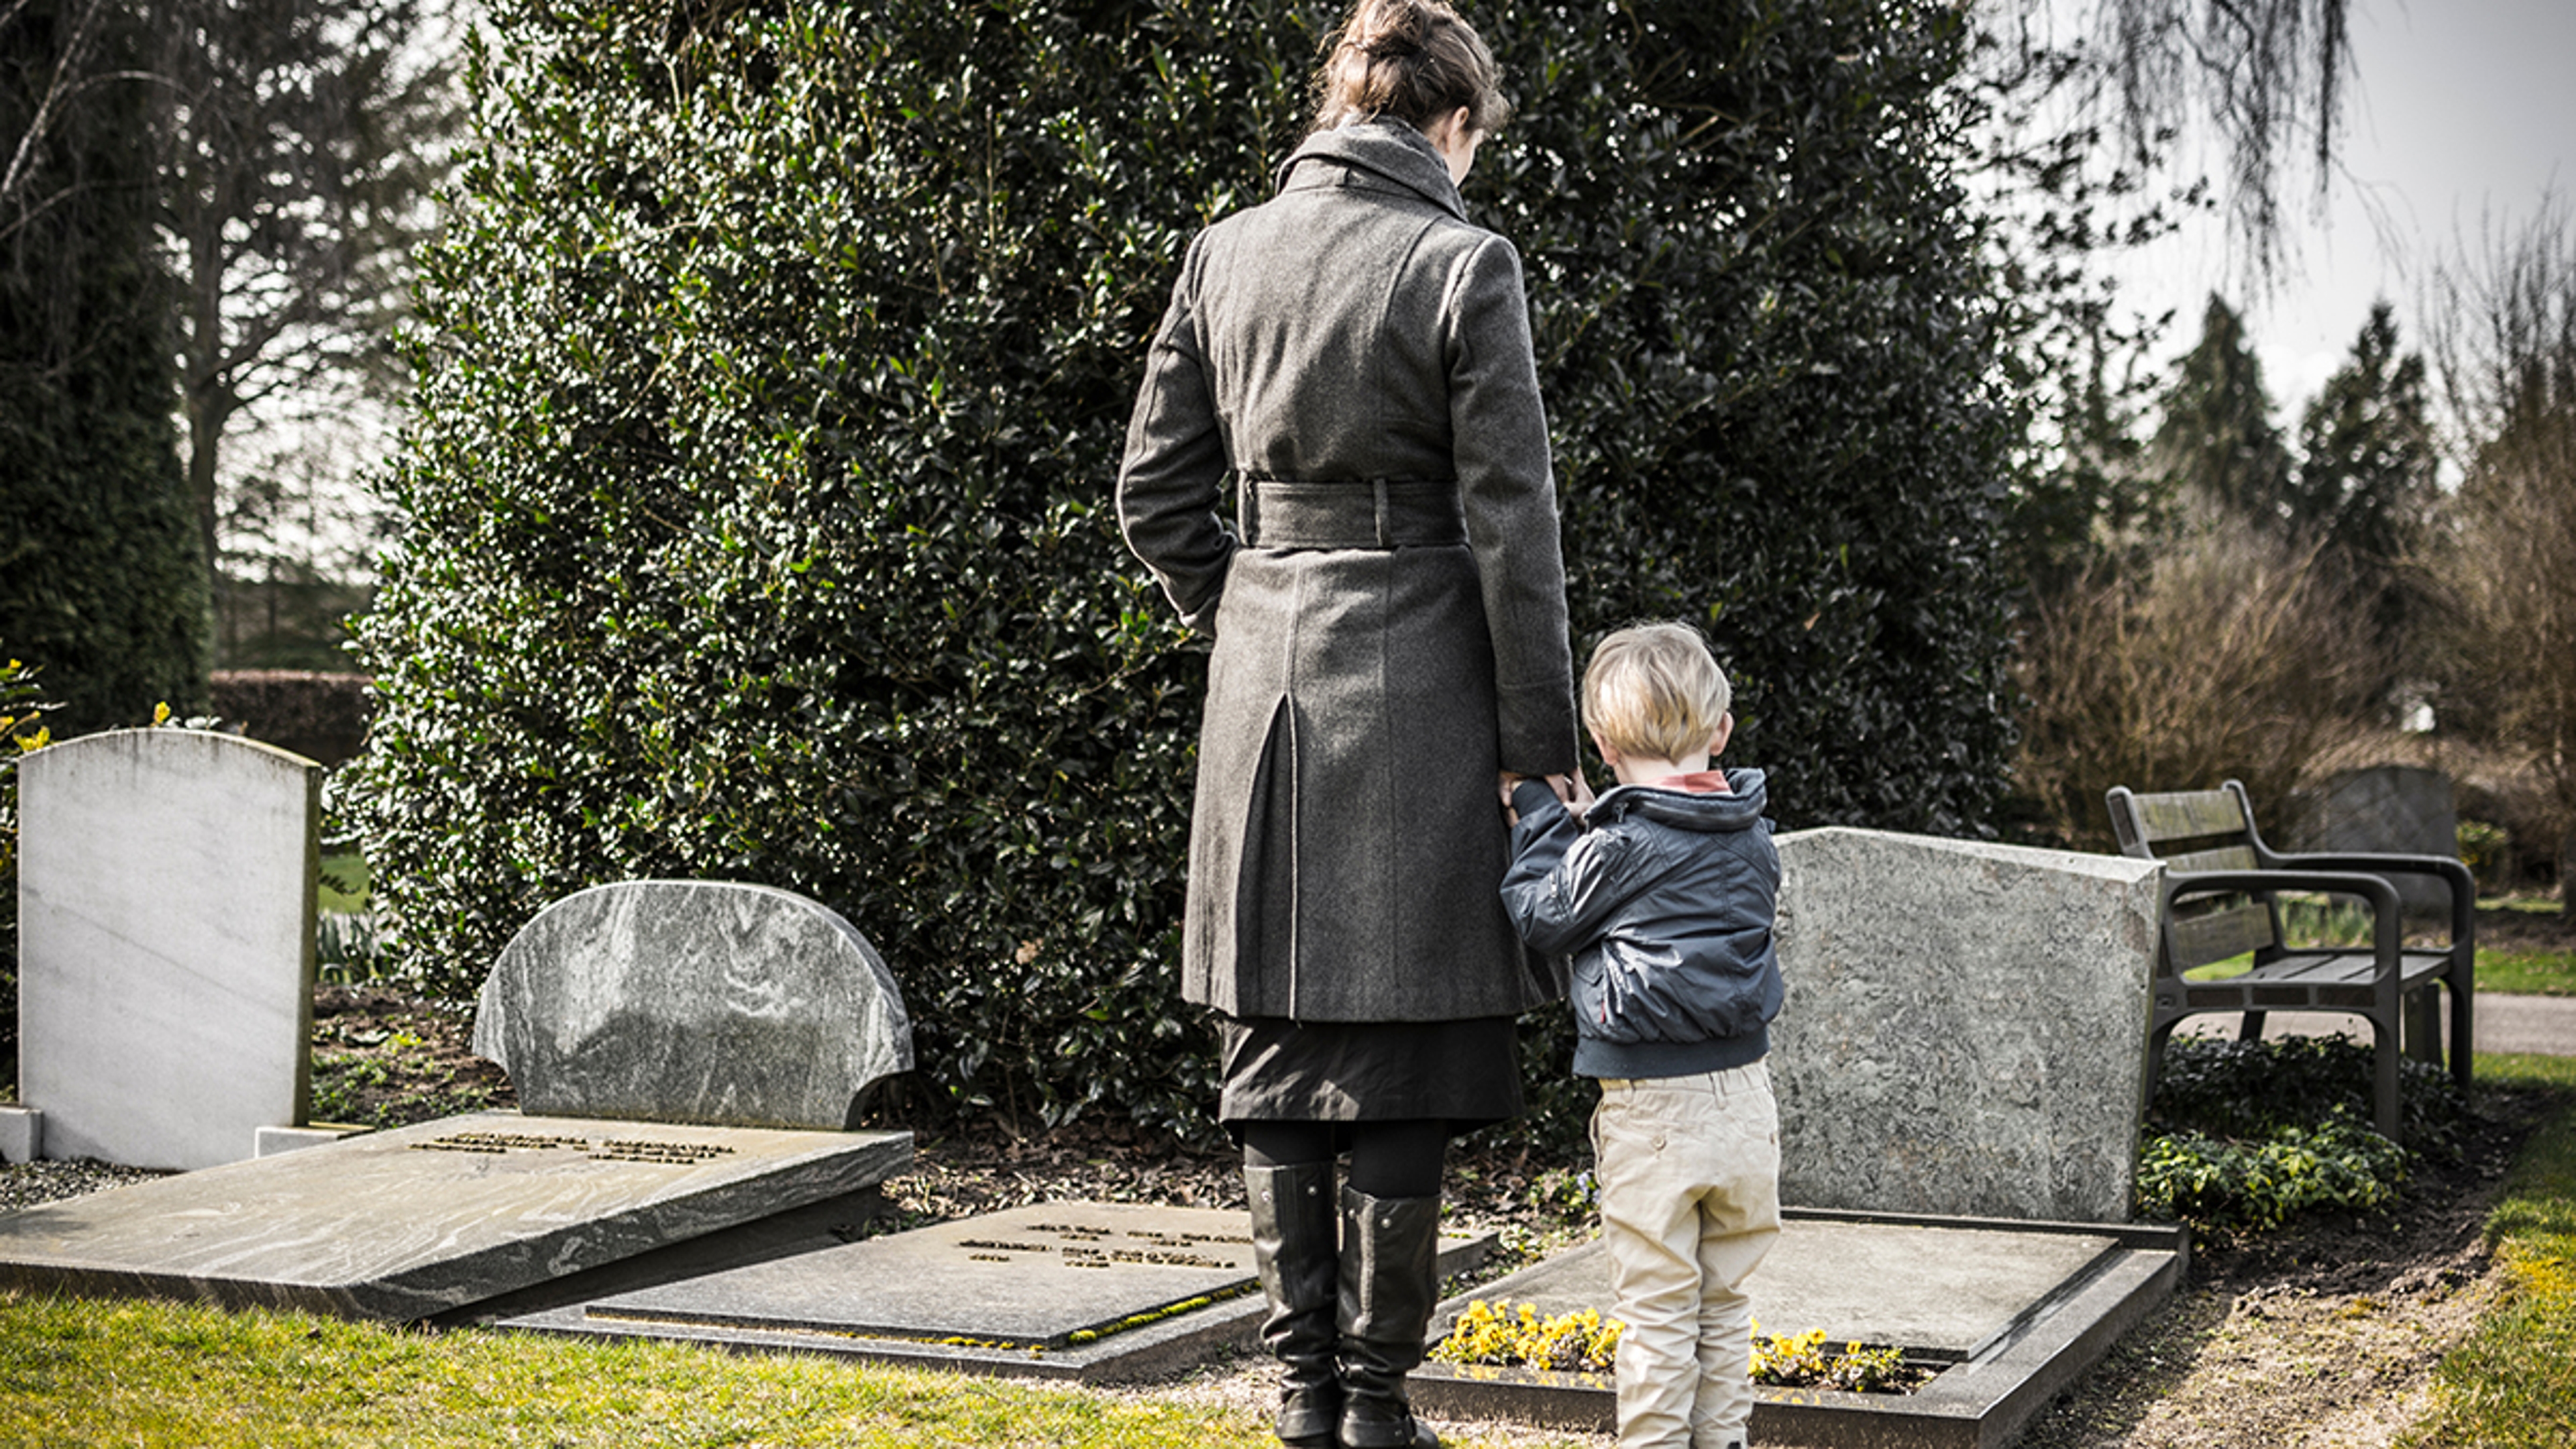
[1593,1063,1782,1449]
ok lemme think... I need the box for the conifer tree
[2151,294,2294,525]
[0,1,209,732]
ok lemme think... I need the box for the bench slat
[2129,790,2248,843]
[2167,903,2274,968]
[2163,845,2262,876]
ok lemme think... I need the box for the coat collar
[1275,119,1466,220]
[1590,768,1771,834]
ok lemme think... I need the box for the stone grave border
[498,1230,1495,1385]
[1409,1208,2190,1449]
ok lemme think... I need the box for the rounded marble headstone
[471,881,913,1129]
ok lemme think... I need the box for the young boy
[1499,621,1784,1449]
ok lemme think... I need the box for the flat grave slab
[504,1200,1495,1384]
[0,1110,910,1322]
[1412,1208,2187,1449]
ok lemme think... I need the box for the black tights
[1239,1118,1448,1199]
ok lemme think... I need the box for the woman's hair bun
[1309,0,1508,138]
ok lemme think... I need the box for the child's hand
[1498,772,1525,825]
[1564,771,1597,822]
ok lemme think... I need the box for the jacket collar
[1590,768,1770,834]
[1275,119,1466,220]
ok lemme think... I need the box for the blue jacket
[1501,769,1783,1079]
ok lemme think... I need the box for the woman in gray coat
[1116,4,1576,1446]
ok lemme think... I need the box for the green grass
[317,853,369,915]
[2479,950,2576,997]
[0,1293,1591,1449]
[2404,1052,2576,1448]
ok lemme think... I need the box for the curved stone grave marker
[15,728,319,1171]
[472,881,912,1130]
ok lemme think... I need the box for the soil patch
[2474,901,2576,951]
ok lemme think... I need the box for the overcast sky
[2101,0,2576,419]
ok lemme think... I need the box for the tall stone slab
[473,881,912,1130]
[2290,764,2461,917]
[16,729,320,1171]
[1770,828,2160,1222]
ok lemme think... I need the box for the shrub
[2135,1118,2410,1236]
[207,670,374,766]
[2010,519,2382,851]
[343,0,2019,1138]
[0,3,211,735]
[2152,1033,2469,1155]
[0,657,52,1081]
[2135,1034,2465,1236]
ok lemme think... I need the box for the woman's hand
[1499,770,1593,826]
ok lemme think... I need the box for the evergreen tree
[2292,301,2436,706]
[2151,293,2294,524]
[2294,302,2436,564]
[0,1,209,733]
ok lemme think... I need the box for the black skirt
[1218,1014,1523,1132]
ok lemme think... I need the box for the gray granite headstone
[472,881,911,1129]
[0,1110,910,1321]
[1770,828,2160,1222]
[15,729,320,1170]
[2289,765,2461,917]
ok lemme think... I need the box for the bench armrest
[2165,869,2405,977]
[2255,851,2475,943]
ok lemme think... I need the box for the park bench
[2104,778,2474,1139]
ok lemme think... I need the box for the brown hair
[1309,0,1509,137]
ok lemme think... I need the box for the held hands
[1497,770,1593,826]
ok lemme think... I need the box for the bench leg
[2402,986,2443,1065]
[2450,972,2475,1088]
[2373,1022,2402,1140]
[2237,1010,2267,1043]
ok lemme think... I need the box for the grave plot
[1411,1208,2187,1449]
[0,1112,910,1322]
[501,1199,1495,1385]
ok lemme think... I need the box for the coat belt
[1239,478,1466,549]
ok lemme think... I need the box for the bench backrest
[2104,780,2284,973]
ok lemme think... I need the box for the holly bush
[345,0,2018,1139]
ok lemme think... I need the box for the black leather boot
[1336,1185,1443,1449]
[1246,1162,1341,1447]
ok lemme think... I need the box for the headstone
[16,729,320,1171]
[1770,828,2160,1222]
[2290,765,2461,917]
[0,1110,910,1321]
[472,881,912,1129]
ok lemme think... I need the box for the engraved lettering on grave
[407,1130,740,1165]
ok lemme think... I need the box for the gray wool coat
[1117,119,1579,1024]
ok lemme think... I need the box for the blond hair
[1582,622,1732,763]
[1309,0,1510,136]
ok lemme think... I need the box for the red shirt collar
[1646,769,1730,794]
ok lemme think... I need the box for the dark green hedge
[345,0,2017,1140]
[0,2,210,736]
